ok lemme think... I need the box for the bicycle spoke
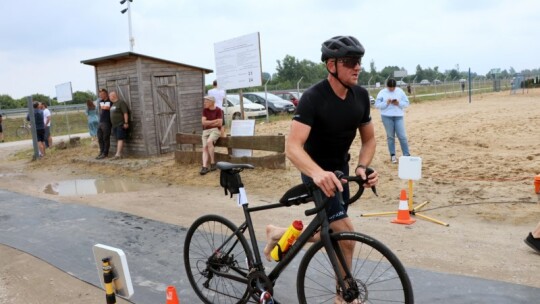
[184,215,252,304]
[298,232,413,304]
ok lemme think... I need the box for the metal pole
[468,68,472,103]
[128,0,134,52]
[296,76,303,105]
[264,78,270,122]
[26,97,39,160]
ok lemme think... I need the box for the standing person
[85,100,99,142]
[374,78,410,163]
[265,35,378,303]
[208,80,226,137]
[26,102,46,157]
[96,89,112,159]
[40,102,52,148]
[524,221,540,253]
[200,95,222,175]
[109,91,130,160]
[0,113,4,143]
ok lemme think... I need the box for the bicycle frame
[212,185,354,294]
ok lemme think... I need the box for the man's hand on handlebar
[312,170,343,198]
[355,166,379,189]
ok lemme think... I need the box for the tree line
[3,55,538,109]
[254,55,539,91]
[0,91,97,110]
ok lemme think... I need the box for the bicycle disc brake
[339,277,366,303]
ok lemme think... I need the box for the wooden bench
[175,133,286,169]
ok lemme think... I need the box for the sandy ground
[1,89,539,303]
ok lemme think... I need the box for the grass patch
[1,111,89,143]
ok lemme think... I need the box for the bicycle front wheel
[297,232,414,304]
[184,214,253,304]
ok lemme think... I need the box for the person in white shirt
[207,80,226,137]
[40,102,52,148]
[374,78,410,163]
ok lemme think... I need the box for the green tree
[0,94,19,109]
[72,90,97,104]
[275,55,326,88]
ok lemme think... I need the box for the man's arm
[286,120,342,197]
[355,122,378,186]
[201,117,222,128]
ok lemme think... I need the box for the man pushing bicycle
[264,35,379,304]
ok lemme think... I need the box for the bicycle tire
[297,232,414,304]
[16,127,30,138]
[184,214,254,304]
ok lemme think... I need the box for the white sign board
[398,156,422,180]
[92,244,134,298]
[231,119,255,157]
[55,82,73,103]
[214,32,262,90]
[394,70,408,78]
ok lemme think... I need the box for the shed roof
[81,52,213,74]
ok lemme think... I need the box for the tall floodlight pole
[120,0,134,52]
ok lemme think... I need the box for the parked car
[243,92,296,114]
[396,80,407,86]
[274,91,302,106]
[433,79,442,85]
[419,79,431,85]
[222,94,266,120]
[369,95,375,105]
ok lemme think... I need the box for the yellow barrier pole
[102,258,116,304]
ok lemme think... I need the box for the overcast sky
[1,0,538,99]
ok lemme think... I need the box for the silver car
[243,92,296,115]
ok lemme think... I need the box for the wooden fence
[175,133,286,169]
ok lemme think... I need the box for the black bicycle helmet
[321,35,365,61]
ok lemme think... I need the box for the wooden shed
[81,52,212,156]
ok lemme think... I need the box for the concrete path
[0,190,538,303]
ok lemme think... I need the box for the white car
[222,94,267,120]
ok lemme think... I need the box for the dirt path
[1,89,539,302]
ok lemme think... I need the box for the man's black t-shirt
[292,79,371,170]
[98,99,112,125]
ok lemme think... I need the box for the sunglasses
[337,57,361,68]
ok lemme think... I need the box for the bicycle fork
[320,221,359,302]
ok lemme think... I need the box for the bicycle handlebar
[304,168,377,217]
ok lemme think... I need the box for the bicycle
[16,119,31,138]
[184,162,414,304]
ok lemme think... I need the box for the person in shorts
[200,95,223,175]
[263,35,379,303]
[109,91,130,159]
[208,80,227,137]
[26,102,46,157]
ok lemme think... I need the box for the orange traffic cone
[392,189,416,225]
[166,285,179,304]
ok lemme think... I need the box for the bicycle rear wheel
[184,214,253,304]
[16,127,29,138]
[297,232,413,304]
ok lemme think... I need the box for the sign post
[55,82,74,140]
[214,32,263,118]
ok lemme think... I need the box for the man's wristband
[356,164,367,171]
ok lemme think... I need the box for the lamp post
[120,0,134,52]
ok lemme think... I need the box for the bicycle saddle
[216,162,255,171]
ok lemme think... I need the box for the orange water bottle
[271,220,303,261]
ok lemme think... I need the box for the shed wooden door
[106,78,132,110]
[152,75,178,153]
